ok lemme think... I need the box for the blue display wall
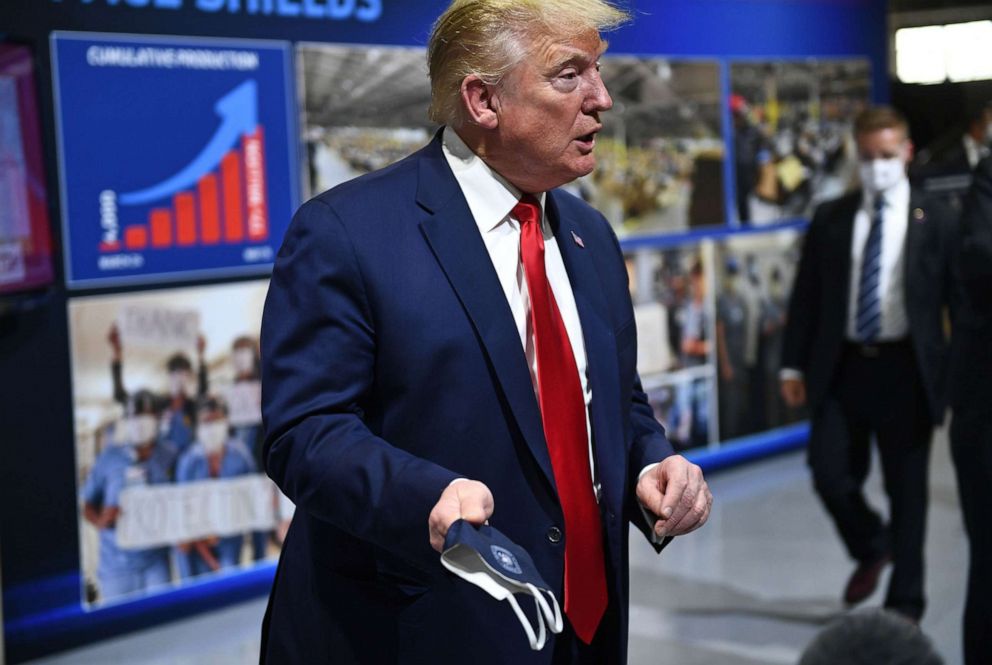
[0,0,886,661]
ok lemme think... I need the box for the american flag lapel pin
[571,230,585,248]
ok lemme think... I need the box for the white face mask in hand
[441,520,563,651]
[859,157,904,194]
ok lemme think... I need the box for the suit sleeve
[781,204,826,373]
[261,199,459,572]
[958,157,992,309]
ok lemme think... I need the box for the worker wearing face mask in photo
[911,100,992,212]
[107,325,210,459]
[81,390,178,602]
[715,255,749,440]
[227,335,271,561]
[781,106,955,623]
[229,335,263,468]
[174,396,257,579]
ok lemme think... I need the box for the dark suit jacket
[258,133,674,664]
[910,137,976,211]
[951,156,992,437]
[781,188,954,423]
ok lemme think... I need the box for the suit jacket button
[546,526,562,544]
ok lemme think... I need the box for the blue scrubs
[160,406,196,455]
[81,442,176,602]
[174,439,257,578]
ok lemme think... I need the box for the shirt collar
[862,176,909,212]
[441,126,547,233]
[963,133,990,169]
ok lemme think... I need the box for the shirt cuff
[779,368,804,381]
[637,463,665,545]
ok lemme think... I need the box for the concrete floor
[28,427,968,664]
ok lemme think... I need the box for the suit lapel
[834,194,861,317]
[904,188,926,291]
[415,137,556,490]
[547,192,624,509]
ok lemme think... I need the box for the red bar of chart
[150,209,172,248]
[124,226,148,250]
[174,192,196,246]
[198,174,221,245]
[104,125,269,253]
[221,150,245,243]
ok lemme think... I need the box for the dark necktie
[855,195,885,342]
[513,195,607,645]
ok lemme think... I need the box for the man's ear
[460,75,499,129]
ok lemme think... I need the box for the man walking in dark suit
[258,2,711,663]
[950,155,992,664]
[780,106,954,622]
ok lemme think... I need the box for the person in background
[174,396,257,578]
[229,335,263,467]
[949,155,992,665]
[680,259,710,367]
[715,255,749,439]
[780,106,954,622]
[228,334,271,562]
[731,92,769,224]
[757,265,789,428]
[81,390,176,601]
[108,325,208,456]
[911,100,992,212]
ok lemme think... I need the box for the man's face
[489,30,612,193]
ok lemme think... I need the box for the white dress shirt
[845,178,910,342]
[779,178,911,382]
[441,127,597,489]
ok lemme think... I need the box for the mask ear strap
[525,582,563,634]
[504,590,546,651]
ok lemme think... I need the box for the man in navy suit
[259,2,712,663]
[780,107,954,623]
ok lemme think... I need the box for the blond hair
[427,0,630,126]
[853,105,909,138]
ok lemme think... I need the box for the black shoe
[843,553,891,605]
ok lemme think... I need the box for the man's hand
[780,377,806,408]
[636,456,712,539]
[428,480,494,553]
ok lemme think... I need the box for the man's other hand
[780,377,807,408]
[636,455,712,539]
[428,480,494,552]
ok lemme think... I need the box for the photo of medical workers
[68,280,292,606]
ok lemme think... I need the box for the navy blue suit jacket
[259,133,674,664]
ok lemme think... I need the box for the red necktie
[514,195,607,644]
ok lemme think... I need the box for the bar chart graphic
[52,33,297,287]
[105,82,270,253]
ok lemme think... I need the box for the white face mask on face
[125,415,159,445]
[232,348,255,374]
[169,372,191,397]
[859,157,905,194]
[198,420,229,454]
